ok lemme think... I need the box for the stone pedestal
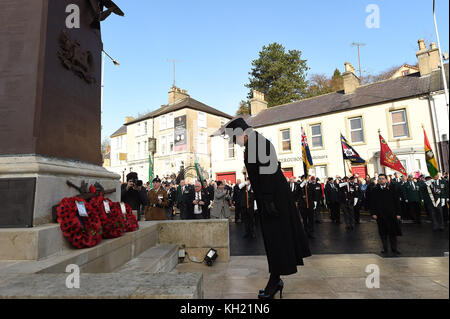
[0,155,120,227]
[0,1,116,228]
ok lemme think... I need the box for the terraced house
[211,39,449,183]
[108,86,232,182]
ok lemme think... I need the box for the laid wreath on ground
[112,202,139,232]
[56,197,103,249]
[89,193,126,239]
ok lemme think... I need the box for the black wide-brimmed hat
[225,117,251,132]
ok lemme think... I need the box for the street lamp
[433,0,449,109]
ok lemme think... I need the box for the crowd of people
[120,170,449,254]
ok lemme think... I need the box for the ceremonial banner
[379,134,407,176]
[341,134,365,164]
[301,127,313,177]
[423,128,439,177]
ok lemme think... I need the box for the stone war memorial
[0,0,222,299]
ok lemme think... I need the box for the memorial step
[0,272,203,299]
[114,244,179,274]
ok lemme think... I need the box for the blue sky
[100,0,449,140]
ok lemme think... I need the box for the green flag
[149,154,154,185]
[194,156,206,189]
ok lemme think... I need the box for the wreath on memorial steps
[88,188,126,239]
[56,197,103,249]
[113,202,139,232]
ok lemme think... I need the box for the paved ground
[230,212,449,257]
[176,254,449,299]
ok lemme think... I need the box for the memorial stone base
[0,155,121,228]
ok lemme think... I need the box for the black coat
[325,183,339,204]
[370,184,402,236]
[120,184,148,211]
[244,131,311,275]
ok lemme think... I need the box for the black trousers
[354,203,361,223]
[234,204,242,222]
[242,206,256,236]
[407,202,421,223]
[300,206,314,234]
[400,201,410,220]
[380,233,398,252]
[328,202,340,222]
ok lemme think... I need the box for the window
[402,70,410,76]
[415,159,422,171]
[159,115,166,130]
[391,110,409,138]
[281,129,291,151]
[228,138,235,158]
[143,140,147,156]
[167,113,174,129]
[160,136,166,155]
[197,132,207,154]
[314,165,328,180]
[144,122,148,135]
[311,124,323,148]
[198,111,207,128]
[349,117,364,143]
[137,142,140,157]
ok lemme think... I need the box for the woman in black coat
[225,118,311,299]
[370,174,402,255]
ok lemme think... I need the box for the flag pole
[340,133,347,177]
[378,128,383,174]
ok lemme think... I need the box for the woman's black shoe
[258,280,284,299]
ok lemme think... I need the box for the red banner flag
[379,134,407,176]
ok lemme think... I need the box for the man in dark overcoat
[325,177,340,224]
[370,174,402,255]
[225,117,311,299]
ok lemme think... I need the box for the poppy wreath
[89,194,126,239]
[56,197,103,249]
[112,202,139,232]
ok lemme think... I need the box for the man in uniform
[371,174,402,255]
[434,173,449,225]
[176,179,190,220]
[298,176,314,239]
[239,178,256,238]
[233,179,243,223]
[338,176,357,231]
[403,175,422,223]
[325,177,340,224]
[145,177,169,221]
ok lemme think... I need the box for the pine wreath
[56,197,103,249]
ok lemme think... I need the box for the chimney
[342,62,360,94]
[416,39,441,76]
[125,116,134,123]
[168,86,190,104]
[250,90,268,116]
